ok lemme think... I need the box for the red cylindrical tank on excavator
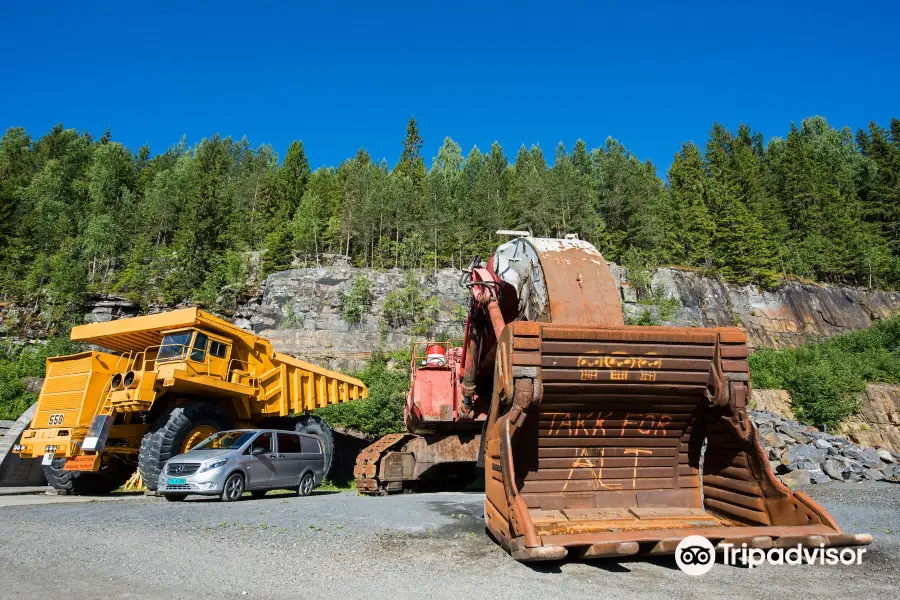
[425,344,447,367]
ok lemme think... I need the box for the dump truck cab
[13,308,366,494]
[104,327,241,415]
[152,327,233,380]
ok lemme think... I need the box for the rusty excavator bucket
[479,236,871,562]
[484,322,872,561]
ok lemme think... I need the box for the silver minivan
[157,429,324,502]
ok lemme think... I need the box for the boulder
[751,410,780,425]
[822,459,846,481]
[788,459,821,471]
[813,438,833,450]
[779,470,812,487]
[782,444,827,467]
[809,469,831,484]
[856,448,884,469]
[761,430,786,449]
[883,465,900,481]
[876,448,895,463]
[863,469,886,481]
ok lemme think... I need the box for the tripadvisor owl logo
[675,535,716,575]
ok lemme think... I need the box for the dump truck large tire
[43,458,134,495]
[138,401,233,491]
[294,415,334,478]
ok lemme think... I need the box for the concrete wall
[0,403,46,487]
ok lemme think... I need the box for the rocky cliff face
[220,264,900,371]
[839,384,900,454]
[611,265,900,350]
[236,268,468,371]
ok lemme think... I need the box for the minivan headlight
[198,458,229,473]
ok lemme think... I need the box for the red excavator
[354,233,871,561]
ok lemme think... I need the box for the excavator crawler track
[354,433,413,495]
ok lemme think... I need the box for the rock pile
[751,410,900,485]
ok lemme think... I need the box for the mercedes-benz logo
[174,465,185,474]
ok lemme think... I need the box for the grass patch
[318,479,355,492]
[749,315,900,427]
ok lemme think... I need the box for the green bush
[339,275,373,325]
[194,250,250,310]
[382,272,439,336]
[749,315,900,427]
[624,285,682,326]
[0,337,81,420]
[623,248,654,300]
[313,350,410,438]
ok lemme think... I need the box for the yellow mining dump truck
[11,308,367,494]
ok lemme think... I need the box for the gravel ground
[0,483,898,600]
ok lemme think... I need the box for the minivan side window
[249,432,273,454]
[277,432,302,454]
[300,436,322,454]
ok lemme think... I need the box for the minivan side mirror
[251,446,266,455]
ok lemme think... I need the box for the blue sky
[1,1,897,174]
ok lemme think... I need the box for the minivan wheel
[221,473,244,502]
[298,473,314,497]
[164,493,187,502]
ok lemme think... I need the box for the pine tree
[857,121,900,253]
[261,223,293,276]
[668,143,714,265]
[704,123,777,284]
[396,117,426,185]
[572,139,591,176]
[0,128,35,255]
[277,140,311,220]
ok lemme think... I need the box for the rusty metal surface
[483,319,872,562]
[353,432,482,495]
[353,433,410,494]
[531,238,624,327]
[492,237,623,327]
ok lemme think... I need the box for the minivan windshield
[193,431,255,450]
[157,331,192,361]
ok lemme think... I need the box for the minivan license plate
[167,478,186,485]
